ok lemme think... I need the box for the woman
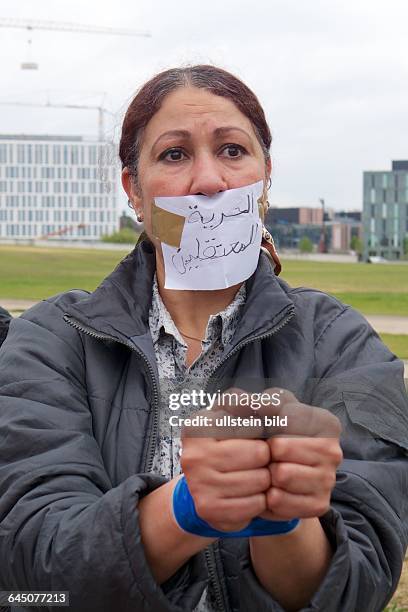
[0,306,11,347]
[0,65,407,612]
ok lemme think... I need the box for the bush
[350,236,363,254]
[298,236,313,253]
[101,228,139,244]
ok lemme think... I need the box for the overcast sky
[1,0,407,212]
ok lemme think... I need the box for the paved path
[1,299,37,314]
[365,315,408,335]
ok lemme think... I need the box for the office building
[0,134,118,241]
[363,160,408,260]
[266,206,362,252]
[268,206,323,226]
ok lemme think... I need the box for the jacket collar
[64,239,295,351]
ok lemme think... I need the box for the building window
[6,167,19,178]
[382,174,388,188]
[34,145,43,164]
[16,145,25,164]
[71,146,79,165]
[52,146,61,165]
[0,144,8,163]
[89,146,97,165]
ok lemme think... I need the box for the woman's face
[123,86,270,250]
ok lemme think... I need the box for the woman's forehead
[143,86,256,141]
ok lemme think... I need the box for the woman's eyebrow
[152,130,191,149]
[151,126,252,150]
[213,126,252,140]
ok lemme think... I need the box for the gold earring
[257,194,270,222]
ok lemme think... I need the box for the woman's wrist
[249,517,333,610]
[138,475,216,584]
[173,475,299,538]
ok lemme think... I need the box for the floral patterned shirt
[148,273,246,611]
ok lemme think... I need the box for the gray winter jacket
[0,239,407,612]
[0,306,11,347]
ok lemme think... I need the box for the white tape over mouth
[152,179,264,290]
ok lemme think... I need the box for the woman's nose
[189,155,228,197]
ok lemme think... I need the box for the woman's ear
[122,167,143,216]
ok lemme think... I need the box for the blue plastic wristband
[172,475,300,538]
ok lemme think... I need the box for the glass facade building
[0,134,117,240]
[363,160,408,261]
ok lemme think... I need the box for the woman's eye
[221,144,246,159]
[160,148,186,162]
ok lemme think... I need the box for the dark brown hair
[119,64,272,183]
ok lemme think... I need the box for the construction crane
[40,224,87,240]
[0,100,115,141]
[0,18,151,70]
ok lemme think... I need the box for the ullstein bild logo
[168,413,288,428]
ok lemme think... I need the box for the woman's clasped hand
[180,387,343,532]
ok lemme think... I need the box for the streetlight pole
[318,198,327,253]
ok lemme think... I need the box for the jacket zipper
[202,307,295,612]
[63,316,160,472]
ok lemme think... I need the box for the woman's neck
[155,256,242,339]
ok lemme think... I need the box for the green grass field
[0,245,128,300]
[1,245,407,360]
[280,259,408,316]
[3,245,406,360]
[1,246,408,316]
[379,334,408,360]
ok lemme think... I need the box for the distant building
[268,206,323,225]
[363,160,408,260]
[330,211,362,252]
[0,134,118,241]
[335,210,361,222]
[266,206,362,252]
